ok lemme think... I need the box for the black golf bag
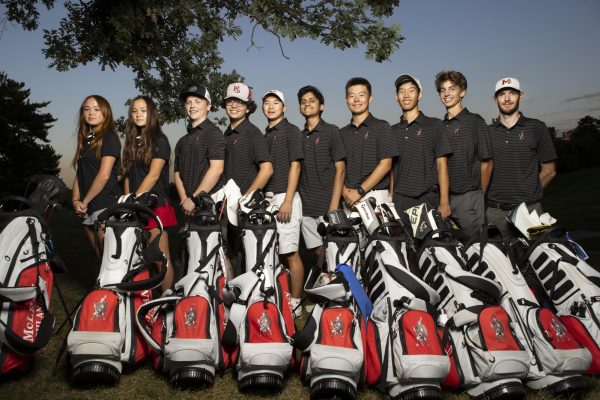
[294,209,367,400]
[509,202,600,374]
[0,175,66,375]
[66,203,168,385]
[355,201,450,400]
[221,191,295,393]
[465,224,591,394]
[136,193,229,388]
[409,205,529,399]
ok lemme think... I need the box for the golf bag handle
[0,195,33,210]
[97,203,163,232]
[1,312,55,355]
[135,296,180,353]
[114,260,168,292]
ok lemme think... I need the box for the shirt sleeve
[433,119,453,158]
[475,115,493,161]
[288,126,304,162]
[173,137,182,172]
[252,129,272,164]
[207,127,225,160]
[330,125,347,162]
[101,132,121,158]
[378,120,399,160]
[152,134,171,161]
[537,121,558,163]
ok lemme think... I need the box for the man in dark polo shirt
[262,89,305,317]
[340,77,397,211]
[486,77,557,240]
[297,85,346,258]
[392,74,452,218]
[435,71,493,242]
[174,84,225,217]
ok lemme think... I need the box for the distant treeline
[552,116,600,174]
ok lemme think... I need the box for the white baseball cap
[495,77,521,95]
[262,89,285,104]
[225,82,253,102]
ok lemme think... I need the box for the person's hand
[181,197,196,216]
[438,202,451,219]
[344,188,362,208]
[278,200,293,223]
[74,200,87,217]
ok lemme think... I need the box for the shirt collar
[225,117,251,136]
[401,111,425,125]
[444,107,468,123]
[350,112,373,129]
[266,118,287,134]
[493,112,525,128]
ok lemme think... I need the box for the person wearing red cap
[486,77,557,240]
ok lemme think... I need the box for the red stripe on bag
[537,308,580,350]
[401,310,443,355]
[560,316,600,374]
[76,290,119,332]
[319,308,355,348]
[174,297,210,339]
[479,306,520,351]
[247,302,285,343]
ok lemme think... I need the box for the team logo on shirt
[519,131,525,141]
[233,139,239,145]
[454,127,460,135]
[364,132,369,140]
[416,128,422,136]
[315,136,320,144]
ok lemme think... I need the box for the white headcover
[211,179,242,226]
[509,202,557,239]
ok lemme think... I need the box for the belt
[487,200,538,211]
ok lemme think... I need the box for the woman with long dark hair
[72,95,122,258]
[122,95,176,291]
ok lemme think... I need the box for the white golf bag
[509,202,600,374]
[410,206,529,399]
[67,203,168,385]
[0,175,66,375]
[465,224,591,394]
[136,193,229,387]
[355,201,449,400]
[221,191,295,393]
[294,209,367,400]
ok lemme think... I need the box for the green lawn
[1,168,600,399]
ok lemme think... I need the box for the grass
[1,168,600,399]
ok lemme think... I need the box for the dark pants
[450,190,485,244]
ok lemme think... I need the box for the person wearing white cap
[262,89,305,317]
[391,74,452,218]
[486,77,557,240]
[174,84,225,217]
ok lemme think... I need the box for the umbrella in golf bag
[407,204,529,400]
[221,190,295,393]
[355,200,449,400]
[293,209,368,400]
[464,223,591,395]
[136,192,230,388]
[0,175,67,375]
[66,202,168,385]
[509,202,600,374]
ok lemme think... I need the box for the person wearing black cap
[435,71,492,243]
[174,84,225,217]
[391,74,452,218]
[486,77,557,240]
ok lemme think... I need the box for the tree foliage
[1,0,403,122]
[0,71,61,194]
[554,115,600,173]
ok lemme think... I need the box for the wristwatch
[357,185,366,196]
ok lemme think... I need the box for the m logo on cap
[502,79,511,86]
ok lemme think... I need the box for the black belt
[487,200,538,211]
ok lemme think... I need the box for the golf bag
[67,202,168,385]
[410,205,528,399]
[221,191,295,393]
[356,201,450,400]
[0,175,66,375]
[464,224,591,394]
[509,202,600,374]
[136,193,229,388]
[294,209,368,400]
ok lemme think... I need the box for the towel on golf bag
[0,175,66,375]
[465,225,591,392]
[509,202,600,374]
[67,203,168,385]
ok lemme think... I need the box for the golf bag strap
[251,231,276,273]
[114,261,168,292]
[0,195,32,210]
[98,203,163,231]
[336,263,372,320]
[291,311,318,351]
[194,244,220,273]
[1,312,55,354]
[221,302,246,347]
[135,296,180,353]
[0,286,38,303]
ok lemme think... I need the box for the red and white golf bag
[465,223,591,394]
[410,206,529,399]
[221,192,295,393]
[509,202,600,374]
[294,209,367,400]
[355,201,449,400]
[0,175,66,375]
[136,193,229,388]
[67,203,168,385]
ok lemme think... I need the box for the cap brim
[494,87,521,96]
[262,94,284,103]
[395,76,419,91]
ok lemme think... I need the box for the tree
[0,71,61,194]
[1,0,403,122]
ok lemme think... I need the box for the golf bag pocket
[560,315,600,374]
[523,305,591,374]
[391,309,449,382]
[364,319,383,386]
[465,306,529,381]
[439,326,465,389]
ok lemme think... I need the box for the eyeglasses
[225,98,246,106]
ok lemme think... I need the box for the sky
[1,0,600,186]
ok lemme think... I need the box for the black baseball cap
[179,84,212,103]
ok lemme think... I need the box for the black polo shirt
[392,112,452,198]
[174,118,225,196]
[224,118,272,194]
[443,108,492,195]
[340,113,398,190]
[487,113,557,204]
[76,131,123,213]
[127,132,171,204]
[264,118,304,194]
[298,119,346,217]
